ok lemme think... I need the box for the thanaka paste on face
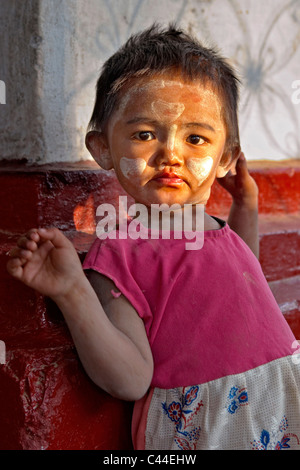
[113,79,222,130]
[151,100,185,121]
[119,157,147,179]
[186,157,214,186]
[167,124,178,152]
[114,79,189,122]
[106,76,226,209]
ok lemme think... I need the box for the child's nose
[155,145,182,168]
[155,128,183,167]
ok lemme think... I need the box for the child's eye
[186,135,205,146]
[133,131,155,141]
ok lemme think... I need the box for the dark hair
[88,23,240,153]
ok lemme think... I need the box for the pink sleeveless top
[83,221,295,389]
[83,220,300,450]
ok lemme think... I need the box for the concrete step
[1,160,300,236]
[207,159,300,216]
[269,274,300,339]
[259,213,300,282]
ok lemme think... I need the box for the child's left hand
[217,152,259,257]
[217,152,258,209]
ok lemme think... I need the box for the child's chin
[150,191,210,208]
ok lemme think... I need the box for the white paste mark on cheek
[119,157,146,179]
[151,100,185,121]
[167,124,178,152]
[187,157,214,186]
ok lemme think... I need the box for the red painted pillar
[0,162,133,450]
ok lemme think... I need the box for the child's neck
[134,205,222,232]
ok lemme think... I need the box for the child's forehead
[120,73,212,96]
[115,73,223,114]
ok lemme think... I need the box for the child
[7,25,300,450]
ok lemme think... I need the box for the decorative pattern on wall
[228,0,300,159]
[74,0,300,160]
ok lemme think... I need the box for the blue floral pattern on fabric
[161,387,300,450]
[162,386,203,450]
[251,416,300,450]
[226,386,249,414]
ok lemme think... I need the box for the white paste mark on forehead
[187,157,214,186]
[151,100,185,121]
[110,78,223,137]
[160,80,184,89]
[119,157,146,179]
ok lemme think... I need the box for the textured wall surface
[0,0,299,451]
[0,0,299,164]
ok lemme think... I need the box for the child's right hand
[7,228,84,300]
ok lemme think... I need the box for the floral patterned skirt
[133,355,300,450]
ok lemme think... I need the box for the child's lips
[152,172,185,186]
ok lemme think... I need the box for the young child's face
[98,72,231,207]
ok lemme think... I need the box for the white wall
[0,0,299,164]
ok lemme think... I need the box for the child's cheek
[119,157,147,179]
[186,156,214,186]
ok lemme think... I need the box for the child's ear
[216,146,241,178]
[85,131,114,170]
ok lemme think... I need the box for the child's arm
[7,228,153,401]
[217,152,259,258]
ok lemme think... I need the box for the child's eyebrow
[183,122,216,133]
[126,117,158,126]
[126,117,216,133]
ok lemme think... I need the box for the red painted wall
[0,161,299,449]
